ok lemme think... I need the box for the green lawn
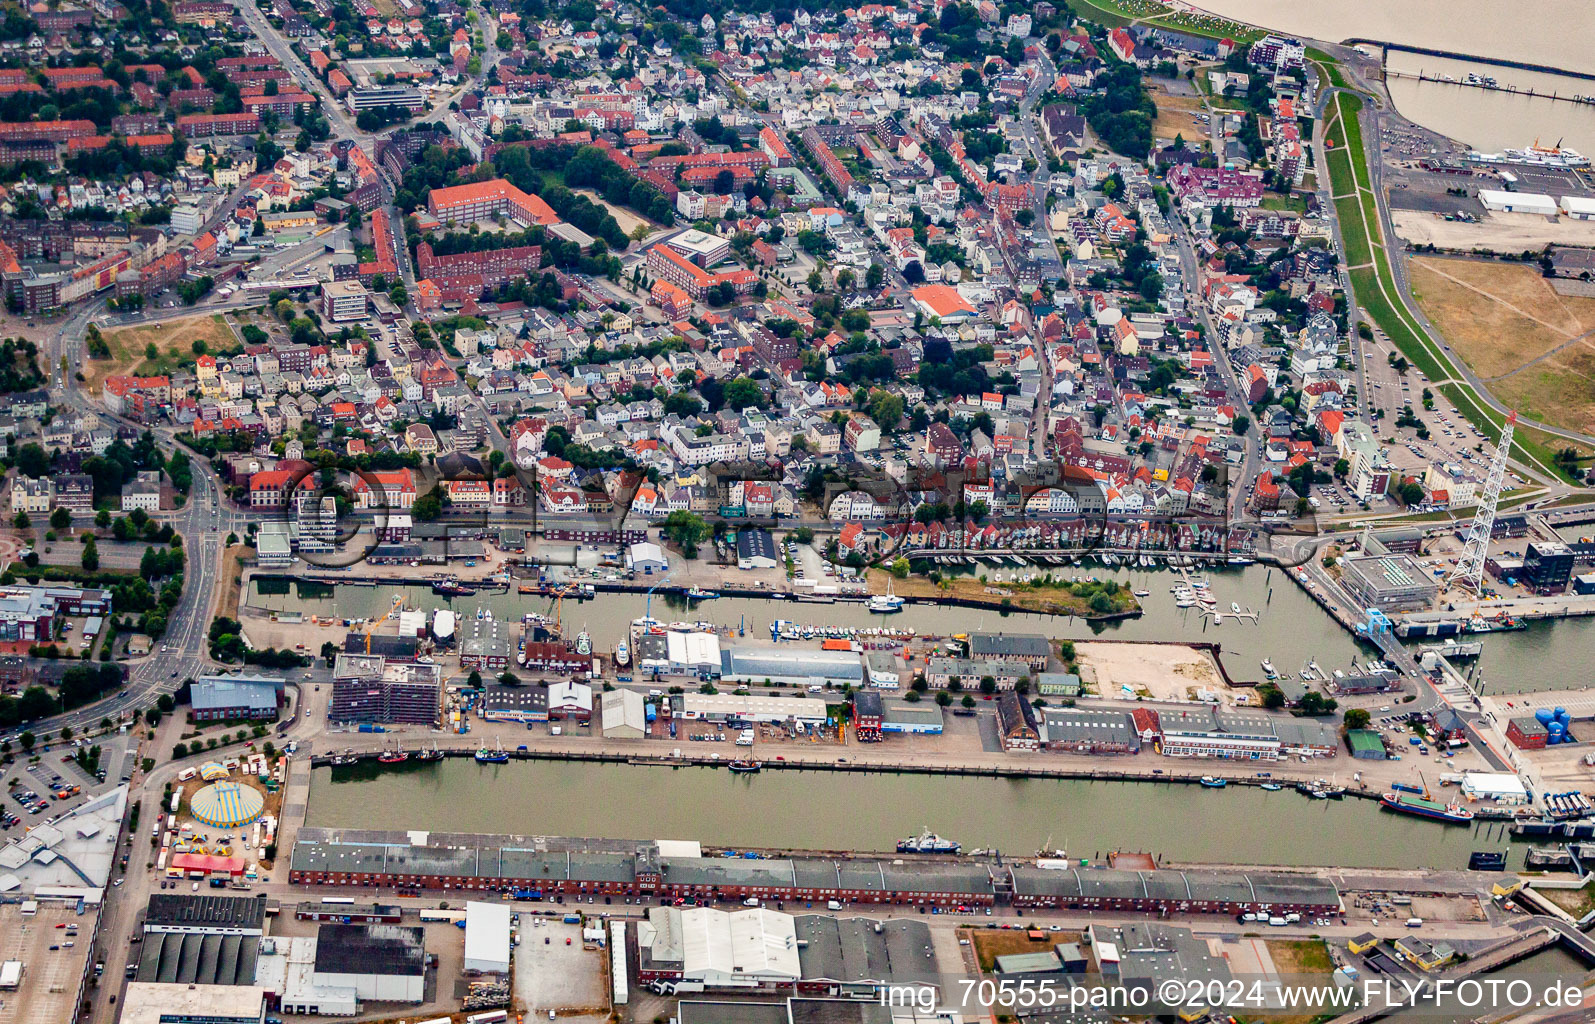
[1321,89,1571,480]
[1335,197,1373,266]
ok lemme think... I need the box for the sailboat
[867,578,905,613]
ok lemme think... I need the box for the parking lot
[0,902,95,1024]
[515,918,606,1017]
[2,731,130,836]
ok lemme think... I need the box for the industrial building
[636,906,800,988]
[1478,189,1558,215]
[1338,554,1440,613]
[626,541,669,574]
[1086,922,1231,1008]
[967,632,1051,670]
[736,529,779,569]
[190,676,285,721]
[601,688,647,738]
[637,629,723,678]
[482,684,549,723]
[674,691,829,725]
[464,901,512,974]
[120,983,267,1024]
[718,646,863,688]
[308,924,426,1003]
[1459,772,1530,804]
[881,700,943,734]
[1041,708,1139,754]
[136,894,269,988]
[289,831,1340,916]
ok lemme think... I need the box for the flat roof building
[1339,554,1440,613]
[719,647,863,688]
[464,901,512,974]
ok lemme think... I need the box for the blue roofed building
[191,675,286,721]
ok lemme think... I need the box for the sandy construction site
[1393,209,1595,250]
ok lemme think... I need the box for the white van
[743,897,761,907]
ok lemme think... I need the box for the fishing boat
[867,579,906,613]
[614,639,630,667]
[1199,776,1227,788]
[415,744,444,762]
[728,759,762,773]
[686,587,717,600]
[328,751,358,766]
[897,827,961,854]
[1260,782,1283,791]
[475,743,509,764]
[1381,791,1474,824]
[432,579,472,597]
[377,746,408,764]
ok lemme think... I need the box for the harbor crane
[1446,411,1515,593]
[364,594,405,654]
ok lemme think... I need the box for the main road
[0,303,234,744]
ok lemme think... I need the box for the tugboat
[377,745,409,764]
[728,759,762,773]
[1381,791,1475,824]
[1199,776,1227,788]
[474,742,509,764]
[867,579,906,614]
[896,827,961,854]
[575,629,592,656]
[432,578,472,597]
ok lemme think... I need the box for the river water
[306,759,1533,870]
[248,566,1590,694]
[1182,0,1595,170]
[279,565,1591,869]
[1185,0,1594,76]
[1384,52,1595,160]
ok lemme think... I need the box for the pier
[1347,39,1595,84]
[1384,68,1595,107]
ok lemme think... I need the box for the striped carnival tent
[188,781,265,828]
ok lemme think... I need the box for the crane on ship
[364,594,405,654]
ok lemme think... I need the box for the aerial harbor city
[7,0,1595,1023]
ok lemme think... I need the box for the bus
[465,1012,508,1024]
[319,897,355,905]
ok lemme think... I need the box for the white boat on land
[867,579,905,613]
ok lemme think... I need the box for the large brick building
[427,179,560,226]
[645,244,755,300]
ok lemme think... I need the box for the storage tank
[1555,706,1568,719]
[1547,722,1566,745]
[1535,708,1555,725]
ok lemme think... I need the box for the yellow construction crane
[365,595,405,654]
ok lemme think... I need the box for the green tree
[662,510,709,557]
[723,376,763,411]
[81,538,98,571]
[1343,708,1371,731]
[49,507,70,530]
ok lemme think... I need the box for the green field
[1321,88,1570,478]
